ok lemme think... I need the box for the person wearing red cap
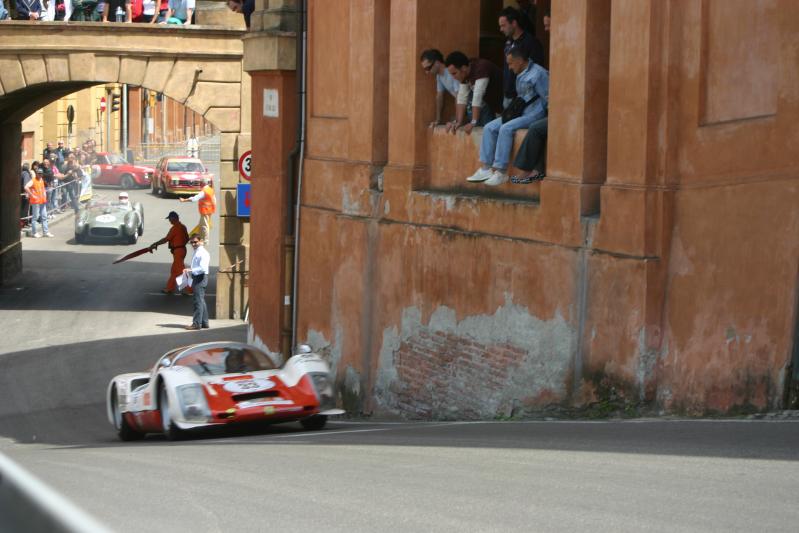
[149,211,190,294]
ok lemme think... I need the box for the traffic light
[111,93,121,112]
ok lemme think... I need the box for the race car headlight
[309,372,335,411]
[177,384,211,422]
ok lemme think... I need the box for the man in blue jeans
[467,47,548,187]
[184,236,210,330]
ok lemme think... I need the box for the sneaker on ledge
[44,232,55,238]
[484,170,509,186]
[466,167,493,183]
[32,233,42,238]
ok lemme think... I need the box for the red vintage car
[92,152,155,189]
[151,156,214,197]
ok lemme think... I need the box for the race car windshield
[175,346,277,375]
[167,161,205,173]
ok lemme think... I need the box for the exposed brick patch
[393,333,528,419]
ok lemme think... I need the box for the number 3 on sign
[238,150,252,181]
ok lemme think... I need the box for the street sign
[237,183,251,217]
[100,97,106,113]
[238,150,252,180]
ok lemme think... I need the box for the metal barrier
[19,177,93,229]
[131,135,221,168]
[0,452,112,533]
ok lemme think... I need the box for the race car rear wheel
[75,231,85,244]
[112,387,143,441]
[159,383,183,440]
[300,415,328,431]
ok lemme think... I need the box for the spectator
[133,0,161,22]
[20,163,31,226]
[61,154,81,213]
[43,141,58,162]
[24,168,54,238]
[103,0,131,22]
[226,0,253,29]
[15,0,42,19]
[511,8,550,184]
[543,9,550,33]
[40,159,56,216]
[46,0,70,20]
[70,0,99,21]
[466,47,548,186]
[55,140,68,169]
[420,49,460,128]
[164,0,192,25]
[0,1,10,20]
[444,51,502,135]
[183,236,210,330]
[499,7,545,107]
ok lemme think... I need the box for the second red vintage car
[92,152,155,189]
[151,156,214,197]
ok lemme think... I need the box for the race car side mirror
[297,344,312,354]
[159,359,172,368]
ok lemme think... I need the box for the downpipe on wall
[289,0,307,352]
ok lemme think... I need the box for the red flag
[112,246,153,265]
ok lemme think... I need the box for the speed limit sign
[238,150,252,181]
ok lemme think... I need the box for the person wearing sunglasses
[183,237,210,330]
[420,48,460,129]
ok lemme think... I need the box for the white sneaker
[484,170,509,186]
[44,232,55,238]
[32,233,42,238]
[466,167,493,183]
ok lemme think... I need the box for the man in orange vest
[179,178,216,244]
[149,211,190,294]
[23,167,54,238]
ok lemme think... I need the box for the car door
[94,154,114,185]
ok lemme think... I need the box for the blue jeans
[47,186,57,212]
[192,274,209,327]
[479,111,542,171]
[30,204,49,235]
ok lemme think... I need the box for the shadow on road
[2,325,799,462]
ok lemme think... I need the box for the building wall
[250,0,799,416]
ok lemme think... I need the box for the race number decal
[222,378,274,394]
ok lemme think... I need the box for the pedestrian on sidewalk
[149,211,189,294]
[24,168,54,238]
[183,236,210,330]
[179,177,215,244]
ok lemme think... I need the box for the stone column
[243,0,299,358]
[0,122,22,285]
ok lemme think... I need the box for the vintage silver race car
[106,342,343,440]
[75,200,144,244]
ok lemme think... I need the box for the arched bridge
[0,21,249,295]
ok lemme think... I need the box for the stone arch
[0,24,250,319]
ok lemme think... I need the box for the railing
[0,452,112,533]
[130,135,221,167]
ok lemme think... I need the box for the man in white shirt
[183,236,210,330]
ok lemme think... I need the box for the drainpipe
[289,0,307,351]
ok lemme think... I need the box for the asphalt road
[2,188,799,532]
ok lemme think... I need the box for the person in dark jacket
[15,0,42,19]
[20,163,31,226]
[499,7,545,108]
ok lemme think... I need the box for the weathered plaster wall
[250,0,799,417]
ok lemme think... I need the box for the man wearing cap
[24,168,54,238]
[149,211,190,294]
[183,236,210,330]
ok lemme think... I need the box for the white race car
[106,342,343,440]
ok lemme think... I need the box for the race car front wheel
[159,383,183,441]
[300,415,328,431]
[111,387,143,441]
